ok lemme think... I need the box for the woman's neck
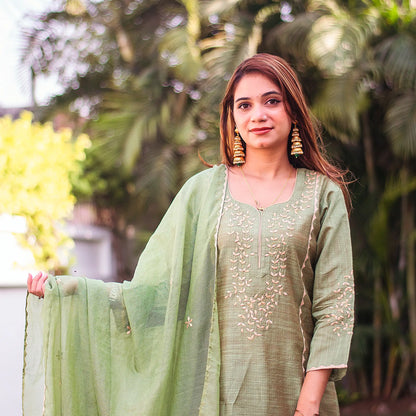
[243,150,294,179]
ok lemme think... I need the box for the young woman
[26,54,354,416]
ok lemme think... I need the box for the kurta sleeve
[306,180,354,381]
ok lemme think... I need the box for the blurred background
[1,0,416,414]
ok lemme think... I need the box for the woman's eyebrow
[235,90,282,103]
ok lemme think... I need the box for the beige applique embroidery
[324,271,354,336]
[223,172,317,341]
[185,317,193,328]
[223,197,289,340]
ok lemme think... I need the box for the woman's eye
[267,98,280,105]
[238,103,250,109]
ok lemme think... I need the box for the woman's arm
[294,369,332,416]
[295,181,354,416]
[27,271,48,297]
[306,182,354,381]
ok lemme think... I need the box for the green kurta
[22,165,354,416]
[217,169,354,415]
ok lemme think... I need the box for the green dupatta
[23,165,227,416]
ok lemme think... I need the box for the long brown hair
[219,53,352,212]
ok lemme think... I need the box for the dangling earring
[290,121,303,157]
[233,127,245,166]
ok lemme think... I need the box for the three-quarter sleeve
[306,182,354,381]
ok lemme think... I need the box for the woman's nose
[250,104,267,121]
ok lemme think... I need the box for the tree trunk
[30,67,38,108]
[362,112,377,193]
[382,263,401,398]
[382,346,397,399]
[406,197,416,376]
[358,367,370,399]
[400,167,416,377]
[391,342,411,400]
[372,273,383,398]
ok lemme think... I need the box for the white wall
[0,287,27,416]
[64,222,116,281]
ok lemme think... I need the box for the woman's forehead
[233,73,281,99]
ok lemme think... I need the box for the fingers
[27,272,41,292]
[27,271,48,298]
[27,273,33,288]
[36,273,48,296]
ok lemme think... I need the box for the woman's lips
[249,127,273,134]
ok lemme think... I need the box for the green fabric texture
[217,169,354,415]
[22,165,354,416]
[23,165,226,416]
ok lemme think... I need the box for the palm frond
[200,0,242,16]
[266,12,320,62]
[312,74,369,142]
[200,22,256,99]
[385,92,416,158]
[368,171,416,261]
[376,33,416,90]
[159,26,202,82]
[135,144,179,205]
[308,14,370,76]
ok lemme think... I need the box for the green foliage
[0,111,90,271]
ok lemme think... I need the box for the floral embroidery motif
[324,271,354,336]
[222,172,317,341]
[222,196,291,340]
[185,316,193,328]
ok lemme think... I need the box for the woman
[26,54,354,416]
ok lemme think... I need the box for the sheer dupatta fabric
[22,165,227,416]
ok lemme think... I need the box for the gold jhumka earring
[233,127,246,166]
[290,121,303,158]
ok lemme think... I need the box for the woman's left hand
[294,368,331,416]
[27,271,48,298]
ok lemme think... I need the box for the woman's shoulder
[297,168,346,216]
[298,168,342,194]
[182,164,226,188]
[170,164,226,206]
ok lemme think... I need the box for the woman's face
[232,72,292,155]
